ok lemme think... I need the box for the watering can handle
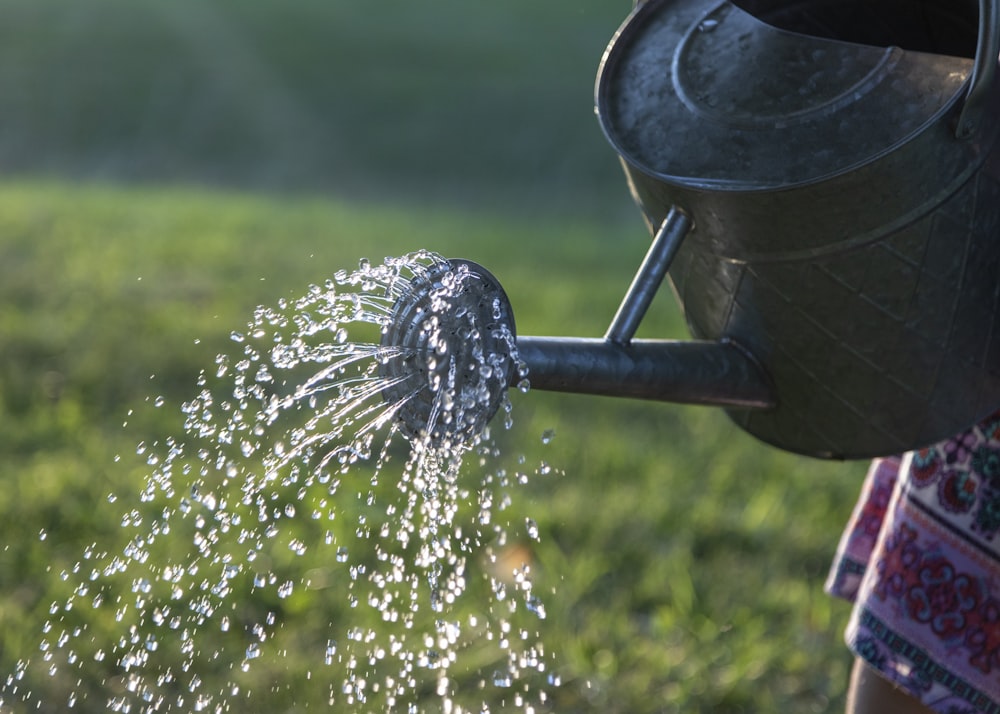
[955,0,999,138]
[605,208,692,344]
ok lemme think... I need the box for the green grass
[0,1,867,711]
[0,183,861,713]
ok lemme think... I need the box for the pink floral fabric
[826,413,1000,713]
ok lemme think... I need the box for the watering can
[381,0,1000,460]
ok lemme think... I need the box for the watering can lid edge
[594,0,977,190]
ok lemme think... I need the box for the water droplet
[527,596,547,619]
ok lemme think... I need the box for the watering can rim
[594,0,1000,193]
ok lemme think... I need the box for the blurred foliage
[0,0,632,216]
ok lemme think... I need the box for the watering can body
[594,0,1000,458]
[380,0,1000,459]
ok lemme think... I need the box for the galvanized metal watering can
[383,0,1000,459]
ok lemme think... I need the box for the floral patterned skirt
[826,414,1000,713]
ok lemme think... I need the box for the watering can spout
[378,209,774,447]
[514,336,774,409]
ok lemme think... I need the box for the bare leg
[845,658,935,714]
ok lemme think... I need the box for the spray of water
[2,251,556,713]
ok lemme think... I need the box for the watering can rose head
[379,258,518,448]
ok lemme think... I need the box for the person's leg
[845,658,934,714]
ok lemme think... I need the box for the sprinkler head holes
[379,258,517,446]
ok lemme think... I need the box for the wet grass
[0,0,864,711]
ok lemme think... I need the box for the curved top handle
[955,0,999,138]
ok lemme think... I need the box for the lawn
[0,1,865,712]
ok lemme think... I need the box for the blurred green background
[0,0,864,711]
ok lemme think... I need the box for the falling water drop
[525,519,539,541]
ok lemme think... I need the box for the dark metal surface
[594,0,1000,458]
[598,0,976,189]
[516,336,775,409]
[957,0,1000,137]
